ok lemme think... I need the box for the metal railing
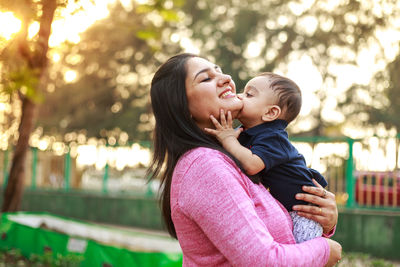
[291,135,400,210]
[1,135,399,210]
[0,141,156,196]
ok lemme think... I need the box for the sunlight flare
[0,12,21,40]
[64,70,78,83]
[1,1,114,48]
[28,22,40,39]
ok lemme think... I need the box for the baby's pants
[289,211,323,243]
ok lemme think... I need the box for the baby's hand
[204,109,243,144]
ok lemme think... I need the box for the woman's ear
[262,105,281,122]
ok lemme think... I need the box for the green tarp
[0,212,182,266]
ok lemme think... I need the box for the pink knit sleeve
[178,150,330,266]
[323,226,336,238]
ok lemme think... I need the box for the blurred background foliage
[1,0,400,145]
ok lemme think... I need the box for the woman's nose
[217,74,232,86]
[237,93,243,100]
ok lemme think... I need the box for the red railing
[355,171,399,207]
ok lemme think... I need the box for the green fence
[1,136,400,210]
[290,136,356,208]
[0,141,156,196]
[291,135,400,210]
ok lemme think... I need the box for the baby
[205,72,328,243]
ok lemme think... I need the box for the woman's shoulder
[187,146,223,155]
[182,147,231,162]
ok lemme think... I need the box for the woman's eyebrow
[194,68,210,81]
[193,65,221,81]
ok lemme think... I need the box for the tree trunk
[2,0,57,212]
[2,98,36,211]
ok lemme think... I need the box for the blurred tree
[180,0,398,136]
[339,43,400,133]
[37,0,183,142]
[35,0,399,141]
[0,0,58,211]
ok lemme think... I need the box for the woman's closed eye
[245,92,253,97]
[201,77,211,82]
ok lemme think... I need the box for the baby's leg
[289,211,323,243]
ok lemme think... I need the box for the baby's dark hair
[257,72,302,123]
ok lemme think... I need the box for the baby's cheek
[230,110,241,120]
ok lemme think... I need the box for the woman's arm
[178,150,331,266]
[292,179,338,234]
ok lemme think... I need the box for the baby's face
[237,75,278,128]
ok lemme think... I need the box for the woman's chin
[222,98,243,114]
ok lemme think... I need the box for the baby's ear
[262,105,281,122]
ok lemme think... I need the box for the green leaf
[173,0,185,7]
[160,9,180,22]
[136,5,154,14]
[1,66,43,103]
[136,30,158,40]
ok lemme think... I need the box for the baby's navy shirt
[238,119,328,211]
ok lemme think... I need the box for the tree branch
[33,0,57,69]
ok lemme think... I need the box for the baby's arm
[204,109,265,175]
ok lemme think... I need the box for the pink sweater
[170,147,330,266]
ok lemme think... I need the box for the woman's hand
[325,239,342,266]
[292,179,338,234]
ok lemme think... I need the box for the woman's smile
[219,87,236,99]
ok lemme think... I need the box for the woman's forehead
[186,57,216,76]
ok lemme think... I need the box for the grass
[338,252,400,267]
[0,249,399,266]
[0,249,83,267]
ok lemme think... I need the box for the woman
[148,53,341,266]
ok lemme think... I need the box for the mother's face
[185,57,243,129]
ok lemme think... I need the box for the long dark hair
[147,53,231,238]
